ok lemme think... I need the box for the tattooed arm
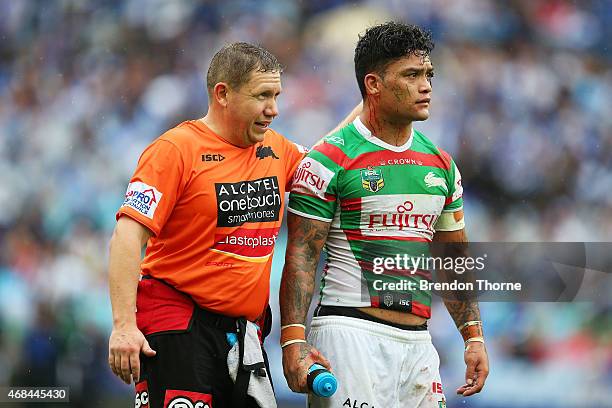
[433,223,489,396]
[433,227,481,325]
[280,212,332,393]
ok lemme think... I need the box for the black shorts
[134,278,272,408]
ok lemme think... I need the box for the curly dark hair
[354,22,434,98]
[207,42,282,94]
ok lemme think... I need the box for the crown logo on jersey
[361,166,385,192]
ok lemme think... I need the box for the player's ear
[212,82,230,107]
[364,73,382,97]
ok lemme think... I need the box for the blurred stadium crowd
[0,0,610,406]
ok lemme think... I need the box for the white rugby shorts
[307,315,447,408]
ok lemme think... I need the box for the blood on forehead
[411,51,431,66]
[398,53,433,71]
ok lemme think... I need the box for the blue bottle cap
[226,332,238,347]
[312,371,337,397]
[308,364,337,397]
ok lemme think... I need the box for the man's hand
[108,324,156,384]
[282,342,331,393]
[456,342,489,396]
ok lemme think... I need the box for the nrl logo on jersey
[361,166,385,192]
[424,171,448,193]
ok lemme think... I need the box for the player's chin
[413,109,430,121]
[249,128,267,142]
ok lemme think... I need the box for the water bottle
[226,332,238,347]
[307,364,337,397]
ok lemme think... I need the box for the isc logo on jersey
[291,157,335,199]
[123,182,162,219]
[135,381,149,408]
[135,392,149,408]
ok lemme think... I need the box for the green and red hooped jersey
[288,118,463,319]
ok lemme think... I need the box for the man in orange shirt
[108,43,356,408]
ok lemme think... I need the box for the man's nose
[420,77,432,93]
[265,99,279,117]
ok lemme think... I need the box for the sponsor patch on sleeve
[291,157,335,200]
[122,181,163,219]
